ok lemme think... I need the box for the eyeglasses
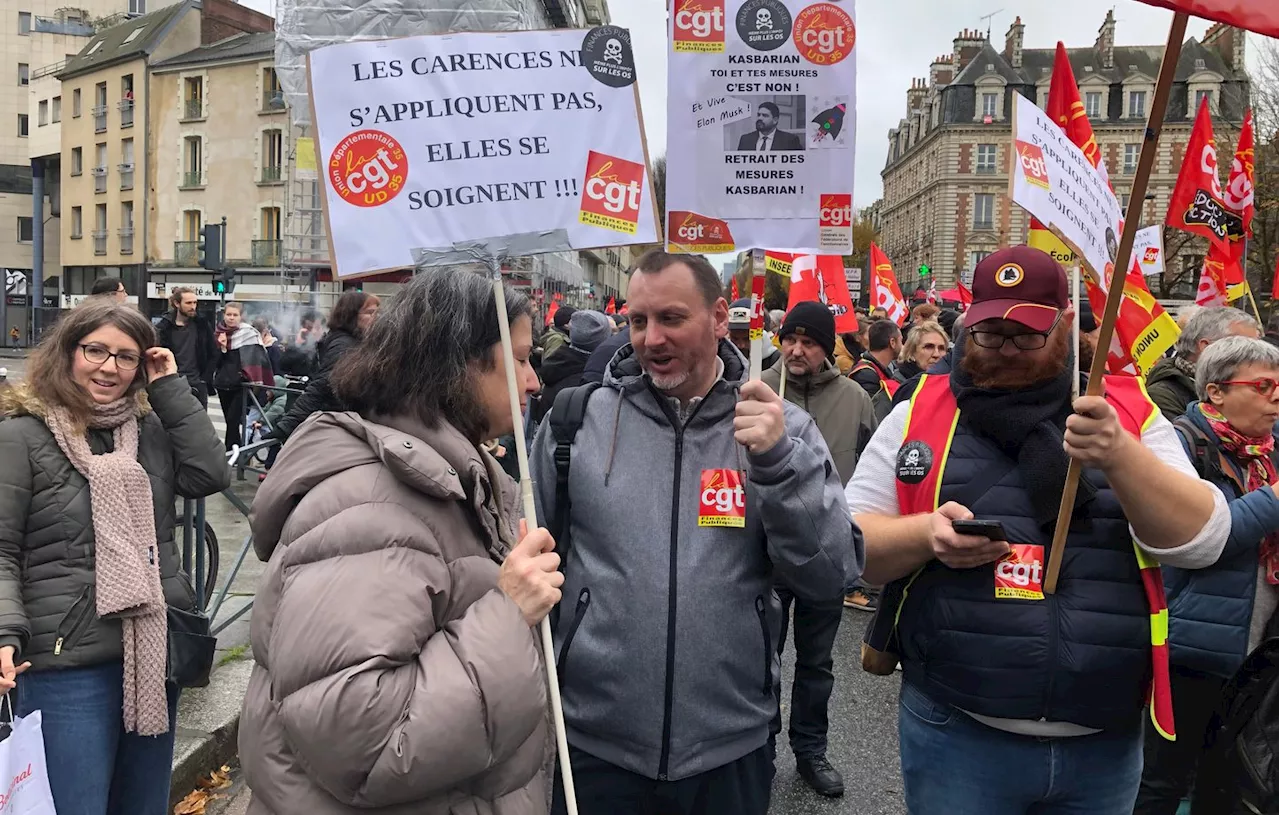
[79,343,141,370]
[969,313,1062,352]
[1216,378,1279,397]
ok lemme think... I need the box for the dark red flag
[1131,0,1277,37]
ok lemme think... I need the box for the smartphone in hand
[951,519,1008,541]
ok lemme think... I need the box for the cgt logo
[579,151,645,235]
[1015,140,1051,191]
[994,544,1045,600]
[673,0,726,52]
[820,194,852,227]
[1142,246,1160,264]
[328,130,408,208]
[698,468,746,527]
[668,211,734,251]
[792,3,855,65]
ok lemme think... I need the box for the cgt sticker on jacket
[698,468,746,527]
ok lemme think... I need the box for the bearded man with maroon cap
[844,246,1230,814]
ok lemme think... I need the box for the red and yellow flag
[867,243,908,326]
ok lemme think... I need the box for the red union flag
[867,243,908,326]
[781,254,859,333]
[1166,98,1244,251]
[1045,42,1102,171]
[1132,0,1277,38]
[1197,253,1230,307]
[1223,108,1255,237]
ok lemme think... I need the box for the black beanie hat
[553,305,577,330]
[779,301,836,357]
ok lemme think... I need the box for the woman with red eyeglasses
[1135,335,1279,815]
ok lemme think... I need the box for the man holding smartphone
[845,246,1230,815]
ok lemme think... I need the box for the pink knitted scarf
[45,398,169,736]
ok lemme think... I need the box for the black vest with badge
[894,421,1152,731]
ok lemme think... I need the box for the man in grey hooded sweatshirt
[532,250,861,815]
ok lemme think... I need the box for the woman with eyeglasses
[0,299,229,815]
[1135,335,1280,814]
[895,320,949,381]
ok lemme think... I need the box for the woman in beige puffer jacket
[239,269,562,814]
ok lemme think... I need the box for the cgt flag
[867,243,909,326]
[1167,98,1244,252]
[780,254,860,333]
[1197,252,1231,307]
[1132,0,1278,38]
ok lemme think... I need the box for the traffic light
[918,263,931,277]
[198,224,223,272]
[213,266,236,295]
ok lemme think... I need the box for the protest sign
[1009,93,1123,282]
[665,0,857,254]
[1132,225,1164,277]
[308,28,660,277]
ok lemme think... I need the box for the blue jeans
[14,661,179,815]
[898,681,1143,815]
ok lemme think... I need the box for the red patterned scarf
[1199,402,1278,585]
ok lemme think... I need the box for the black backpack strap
[1173,416,1215,480]
[548,383,601,559]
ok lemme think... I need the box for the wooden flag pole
[1072,264,1082,401]
[488,260,579,815]
[1043,10,1188,595]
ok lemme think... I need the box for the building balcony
[92,230,108,256]
[34,16,94,35]
[174,241,198,267]
[118,163,133,191]
[181,171,203,189]
[92,166,107,193]
[260,166,283,184]
[183,99,204,121]
[118,228,134,255]
[92,105,107,133]
[262,91,286,113]
[252,240,282,267]
[118,99,134,128]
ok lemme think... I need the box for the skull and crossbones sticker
[580,25,636,88]
[736,0,792,51]
[896,441,934,484]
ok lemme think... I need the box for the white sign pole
[1072,264,1081,401]
[488,258,579,815]
[778,366,788,401]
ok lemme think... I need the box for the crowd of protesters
[0,249,1274,815]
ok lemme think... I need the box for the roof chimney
[1095,9,1115,70]
[953,28,987,74]
[1004,16,1025,69]
[1202,22,1244,72]
[930,53,954,87]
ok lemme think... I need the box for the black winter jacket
[272,329,358,440]
[0,375,231,671]
[155,311,217,388]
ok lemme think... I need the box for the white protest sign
[1132,225,1165,277]
[666,0,856,255]
[1009,93,1122,279]
[308,28,660,277]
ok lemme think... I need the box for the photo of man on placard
[729,97,806,151]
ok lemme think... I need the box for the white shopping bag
[0,697,56,815]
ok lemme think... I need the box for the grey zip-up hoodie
[530,339,861,782]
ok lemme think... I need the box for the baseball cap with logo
[728,297,754,330]
[966,245,1069,333]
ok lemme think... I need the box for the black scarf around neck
[949,341,1096,528]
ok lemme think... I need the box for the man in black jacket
[736,102,804,151]
[155,287,216,407]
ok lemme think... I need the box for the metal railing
[30,60,68,82]
[174,240,198,266]
[181,170,202,188]
[183,99,203,120]
[260,165,282,183]
[118,98,133,127]
[92,230,107,255]
[118,227,133,255]
[118,163,133,190]
[251,239,282,267]
[262,90,285,112]
[92,104,107,132]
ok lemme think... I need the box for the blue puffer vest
[897,422,1151,731]
[1164,405,1279,679]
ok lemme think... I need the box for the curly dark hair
[331,269,534,442]
[327,290,376,337]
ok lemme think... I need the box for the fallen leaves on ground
[173,765,233,814]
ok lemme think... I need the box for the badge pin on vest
[994,544,1046,601]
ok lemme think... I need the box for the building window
[93,82,107,132]
[183,209,201,245]
[1194,88,1212,111]
[17,217,33,244]
[261,129,283,182]
[18,12,32,35]
[18,63,29,86]
[183,76,203,120]
[93,204,107,256]
[1085,91,1102,118]
[94,143,108,193]
[17,114,27,137]
[183,136,203,187]
[130,0,145,13]
[973,193,994,229]
[51,96,60,123]
[976,144,997,174]
[982,92,998,117]
[1120,192,1131,211]
[263,67,284,111]
[73,88,81,117]
[119,201,133,255]
[970,250,991,272]
[119,74,134,127]
[70,146,82,175]
[1128,90,1146,118]
[120,137,134,190]
[261,206,281,239]
[37,100,47,126]
[1123,143,1140,174]
[70,206,82,239]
